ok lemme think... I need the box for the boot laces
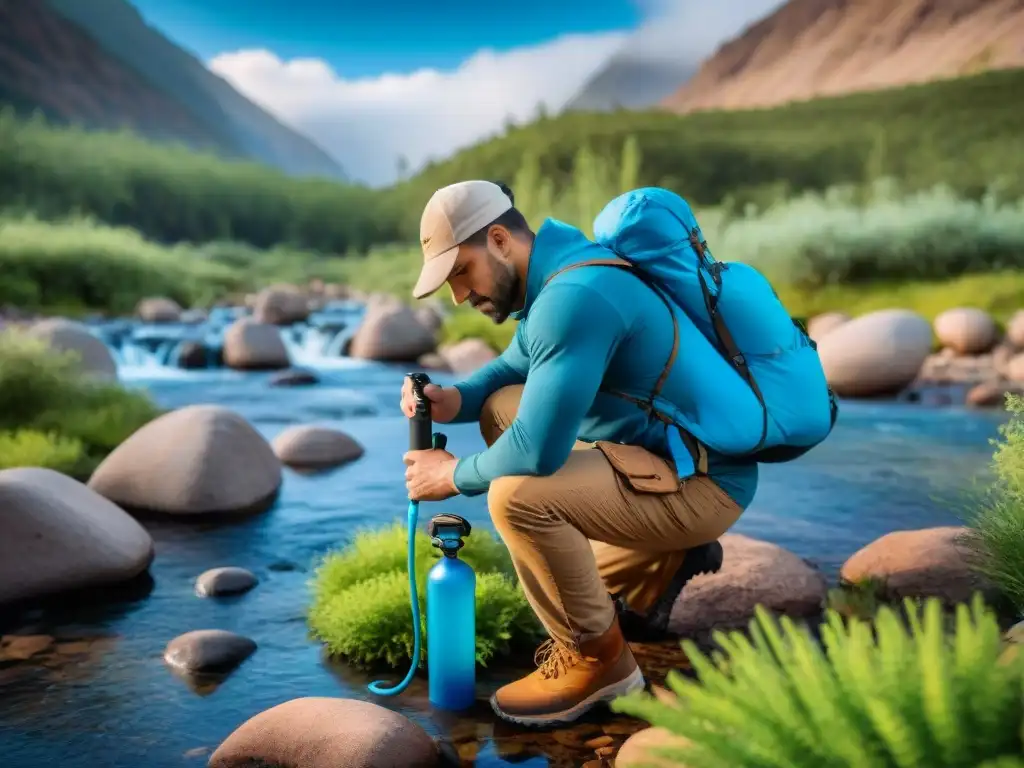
[534,639,583,680]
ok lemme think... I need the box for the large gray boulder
[0,468,153,605]
[23,318,118,380]
[88,405,282,515]
[252,285,310,325]
[817,309,933,397]
[222,318,290,370]
[349,302,437,362]
[667,534,827,637]
[208,697,439,768]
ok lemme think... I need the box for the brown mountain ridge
[662,0,1024,113]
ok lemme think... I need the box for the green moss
[612,595,1024,767]
[0,330,161,478]
[307,522,544,668]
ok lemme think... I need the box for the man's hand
[400,376,462,423]
[404,448,460,501]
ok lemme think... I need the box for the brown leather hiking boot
[489,617,645,726]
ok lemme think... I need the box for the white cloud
[208,32,626,186]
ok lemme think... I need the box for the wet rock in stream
[194,567,258,597]
[164,629,256,674]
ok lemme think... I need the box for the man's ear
[489,225,511,253]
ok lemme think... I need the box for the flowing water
[0,306,1009,767]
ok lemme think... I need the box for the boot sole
[489,665,646,727]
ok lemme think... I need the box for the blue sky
[129,0,781,185]
[131,0,643,78]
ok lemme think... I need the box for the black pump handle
[407,372,434,451]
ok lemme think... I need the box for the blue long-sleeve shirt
[448,218,759,509]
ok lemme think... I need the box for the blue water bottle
[426,513,476,710]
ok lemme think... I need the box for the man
[401,179,758,726]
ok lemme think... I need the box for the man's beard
[469,254,519,324]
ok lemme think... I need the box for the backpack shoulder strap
[542,258,706,474]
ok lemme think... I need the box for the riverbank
[0,333,1017,767]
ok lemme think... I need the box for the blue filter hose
[367,497,422,696]
[367,371,443,697]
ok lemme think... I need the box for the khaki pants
[481,385,743,648]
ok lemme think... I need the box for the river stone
[967,381,1024,408]
[616,727,692,768]
[88,404,283,516]
[253,284,310,325]
[136,297,182,324]
[0,467,154,606]
[349,302,437,362]
[440,338,496,373]
[272,425,364,469]
[1006,311,1024,349]
[23,317,118,380]
[817,309,933,397]
[840,526,991,604]
[208,697,439,768]
[223,318,290,370]
[933,307,997,355]
[195,567,258,597]
[1008,353,1024,384]
[667,534,827,636]
[806,311,850,342]
[269,368,320,387]
[164,629,256,673]
[414,305,444,332]
[176,342,208,369]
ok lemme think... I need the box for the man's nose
[449,282,469,306]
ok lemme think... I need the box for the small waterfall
[84,301,369,375]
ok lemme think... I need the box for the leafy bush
[714,181,1024,288]
[0,330,161,477]
[963,394,1024,614]
[612,595,1024,768]
[307,522,544,668]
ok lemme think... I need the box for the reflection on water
[0,352,1008,767]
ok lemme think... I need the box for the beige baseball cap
[412,180,513,299]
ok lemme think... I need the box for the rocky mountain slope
[0,0,344,179]
[564,49,698,112]
[661,0,1024,113]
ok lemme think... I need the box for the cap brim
[412,247,458,300]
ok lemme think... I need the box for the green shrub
[714,181,1024,288]
[307,522,543,668]
[0,330,161,477]
[0,430,88,475]
[963,394,1024,614]
[612,595,1024,768]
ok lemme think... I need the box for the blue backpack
[583,187,837,464]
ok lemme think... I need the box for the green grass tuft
[307,522,544,668]
[612,595,1024,767]
[0,329,161,477]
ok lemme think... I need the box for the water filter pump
[366,372,476,710]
